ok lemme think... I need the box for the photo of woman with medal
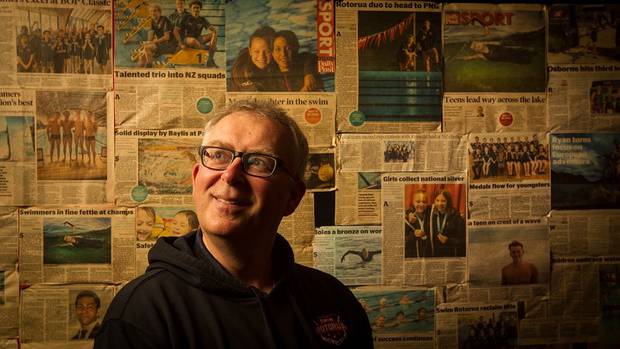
[426,189,466,257]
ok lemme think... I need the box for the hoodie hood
[146,230,295,297]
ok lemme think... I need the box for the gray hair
[201,99,309,179]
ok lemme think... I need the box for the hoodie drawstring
[250,287,278,349]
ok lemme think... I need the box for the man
[94,100,372,348]
[174,0,218,67]
[168,0,189,28]
[501,240,538,285]
[60,110,74,161]
[72,291,101,340]
[138,4,177,68]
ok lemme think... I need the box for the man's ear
[191,162,200,187]
[284,179,306,216]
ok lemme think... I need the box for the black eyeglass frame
[198,145,295,178]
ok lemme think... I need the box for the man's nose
[221,157,245,183]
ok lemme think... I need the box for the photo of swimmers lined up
[228,26,323,92]
[468,134,549,181]
[16,7,111,74]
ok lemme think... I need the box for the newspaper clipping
[0,88,113,205]
[20,284,114,347]
[226,0,334,93]
[335,0,442,133]
[549,209,620,256]
[443,93,546,133]
[467,132,550,220]
[0,208,18,338]
[336,133,466,225]
[114,0,226,129]
[314,225,382,286]
[548,4,620,65]
[18,206,135,285]
[6,1,113,90]
[435,302,519,349]
[226,94,336,149]
[114,129,201,205]
[382,172,467,286]
[353,287,435,349]
[550,132,620,210]
[548,64,620,131]
[443,3,546,93]
[278,193,316,267]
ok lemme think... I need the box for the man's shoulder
[105,269,179,319]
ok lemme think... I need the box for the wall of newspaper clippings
[1,0,619,347]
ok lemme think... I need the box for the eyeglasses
[198,146,293,178]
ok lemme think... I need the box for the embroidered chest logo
[313,314,348,345]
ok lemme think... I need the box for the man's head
[508,240,524,263]
[192,99,307,243]
[96,25,104,34]
[189,0,202,17]
[149,4,162,20]
[175,0,184,11]
[74,291,100,328]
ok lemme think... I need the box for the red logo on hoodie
[314,314,348,345]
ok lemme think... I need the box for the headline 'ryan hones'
[94,100,373,348]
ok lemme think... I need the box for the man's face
[190,4,200,17]
[176,0,184,11]
[192,111,304,241]
[509,245,523,263]
[150,7,161,20]
[75,296,98,327]
[249,37,272,70]
[273,36,293,71]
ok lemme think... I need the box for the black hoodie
[94,230,373,349]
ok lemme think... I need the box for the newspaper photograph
[468,132,550,220]
[226,0,334,93]
[353,287,435,349]
[115,0,223,69]
[547,64,620,131]
[444,3,546,93]
[11,2,112,90]
[36,89,113,205]
[313,226,382,286]
[550,132,620,210]
[114,129,202,205]
[20,284,114,346]
[443,93,546,133]
[548,4,620,65]
[18,206,136,285]
[114,73,226,130]
[336,133,466,226]
[226,93,336,149]
[549,209,620,256]
[467,219,549,288]
[435,302,519,349]
[134,204,197,273]
[278,193,315,267]
[335,0,442,133]
[304,148,335,192]
[382,173,467,286]
[0,100,36,205]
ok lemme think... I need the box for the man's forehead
[78,296,96,304]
